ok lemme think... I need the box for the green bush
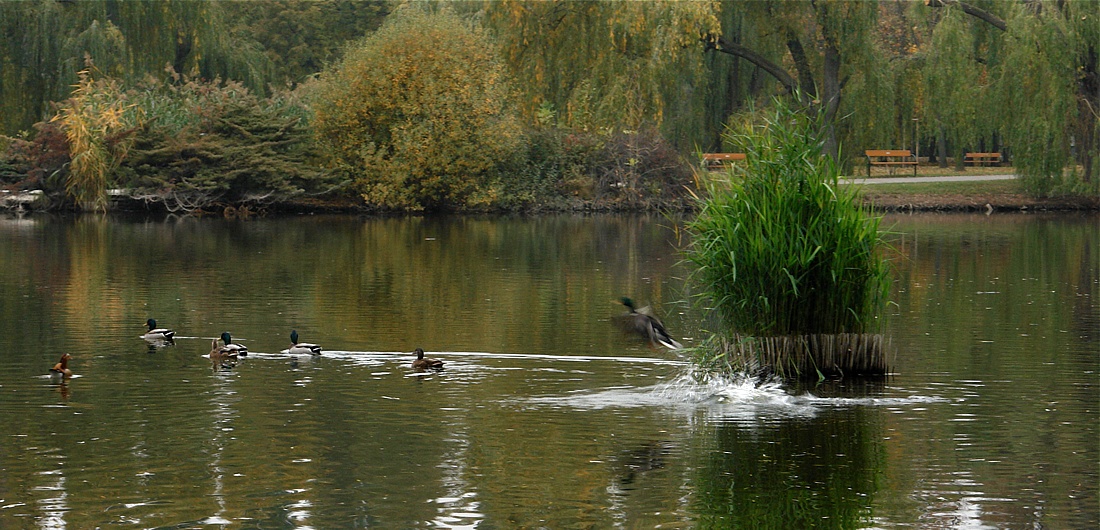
[311,6,521,211]
[117,74,335,211]
[490,125,695,211]
[685,99,891,338]
[492,126,604,209]
[7,70,337,212]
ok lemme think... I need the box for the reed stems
[686,98,892,379]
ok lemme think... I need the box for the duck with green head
[218,332,248,356]
[613,297,683,349]
[142,318,175,342]
[284,330,322,356]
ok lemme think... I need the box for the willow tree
[923,0,1097,191]
[0,0,270,135]
[920,4,1003,170]
[221,0,390,86]
[703,0,892,163]
[480,0,720,150]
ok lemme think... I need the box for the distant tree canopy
[1,0,1095,203]
[311,6,522,211]
[0,0,273,135]
[905,0,1098,191]
[221,0,390,86]
[701,0,1097,191]
[480,0,719,150]
[0,0,387,136]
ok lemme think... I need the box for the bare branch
[703,35,797,94]
[926,0,1008,31]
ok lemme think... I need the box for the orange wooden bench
[701,153,746,170]
[965,152,1002,166]
[865,149,917,177]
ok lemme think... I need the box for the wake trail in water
[240,349,949,415]
[526,369,950,417]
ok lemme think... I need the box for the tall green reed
[685,98,891,377]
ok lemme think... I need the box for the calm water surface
[0,212,1095,529]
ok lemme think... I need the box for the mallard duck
[411,348,444,371]
[284,330,322,356]
[142,318,175,341]
[613,297,683,349]
[219,332,248,356]
[49,353,73,383]
[209,338,238,369]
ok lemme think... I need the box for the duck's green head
[290,330,299,345]
[620,297,636,310]
[146,318,157,330]
[221,331,232,344]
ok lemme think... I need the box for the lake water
[0,211,1095,529]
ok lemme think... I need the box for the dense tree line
[0,0,1095,212]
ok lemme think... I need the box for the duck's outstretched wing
[647,318,683,349]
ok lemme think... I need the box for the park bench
[701,152,746,170]
[864,149,917,177]
[964,152,1002,166]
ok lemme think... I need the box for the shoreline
[3,176,1098,215]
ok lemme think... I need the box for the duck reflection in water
[411,348,444,371]
[614,440,675,490]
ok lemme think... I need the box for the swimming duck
[613,297,683,349]
[284,330,322,356]
[209,338,238,369]
[411,348,444,371]
[49,353,73,383]
[142,318,175,341]
[219,332,248,356]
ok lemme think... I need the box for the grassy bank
[842,177,1099,212]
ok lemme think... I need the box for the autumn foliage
[312,7,521,211]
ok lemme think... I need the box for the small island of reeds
[685,98,892,380]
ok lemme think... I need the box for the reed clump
[686,99,892,379]
[53,64,139,212]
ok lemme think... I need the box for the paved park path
[843,174,1016,185]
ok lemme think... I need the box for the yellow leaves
[51,67,140,211]
[311,6,521,211]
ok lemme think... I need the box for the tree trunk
[937,128,949,168]
[1078,42,1097,183]
[821,38,841,162]
[786,31,817,99]
[174,30,193,75]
